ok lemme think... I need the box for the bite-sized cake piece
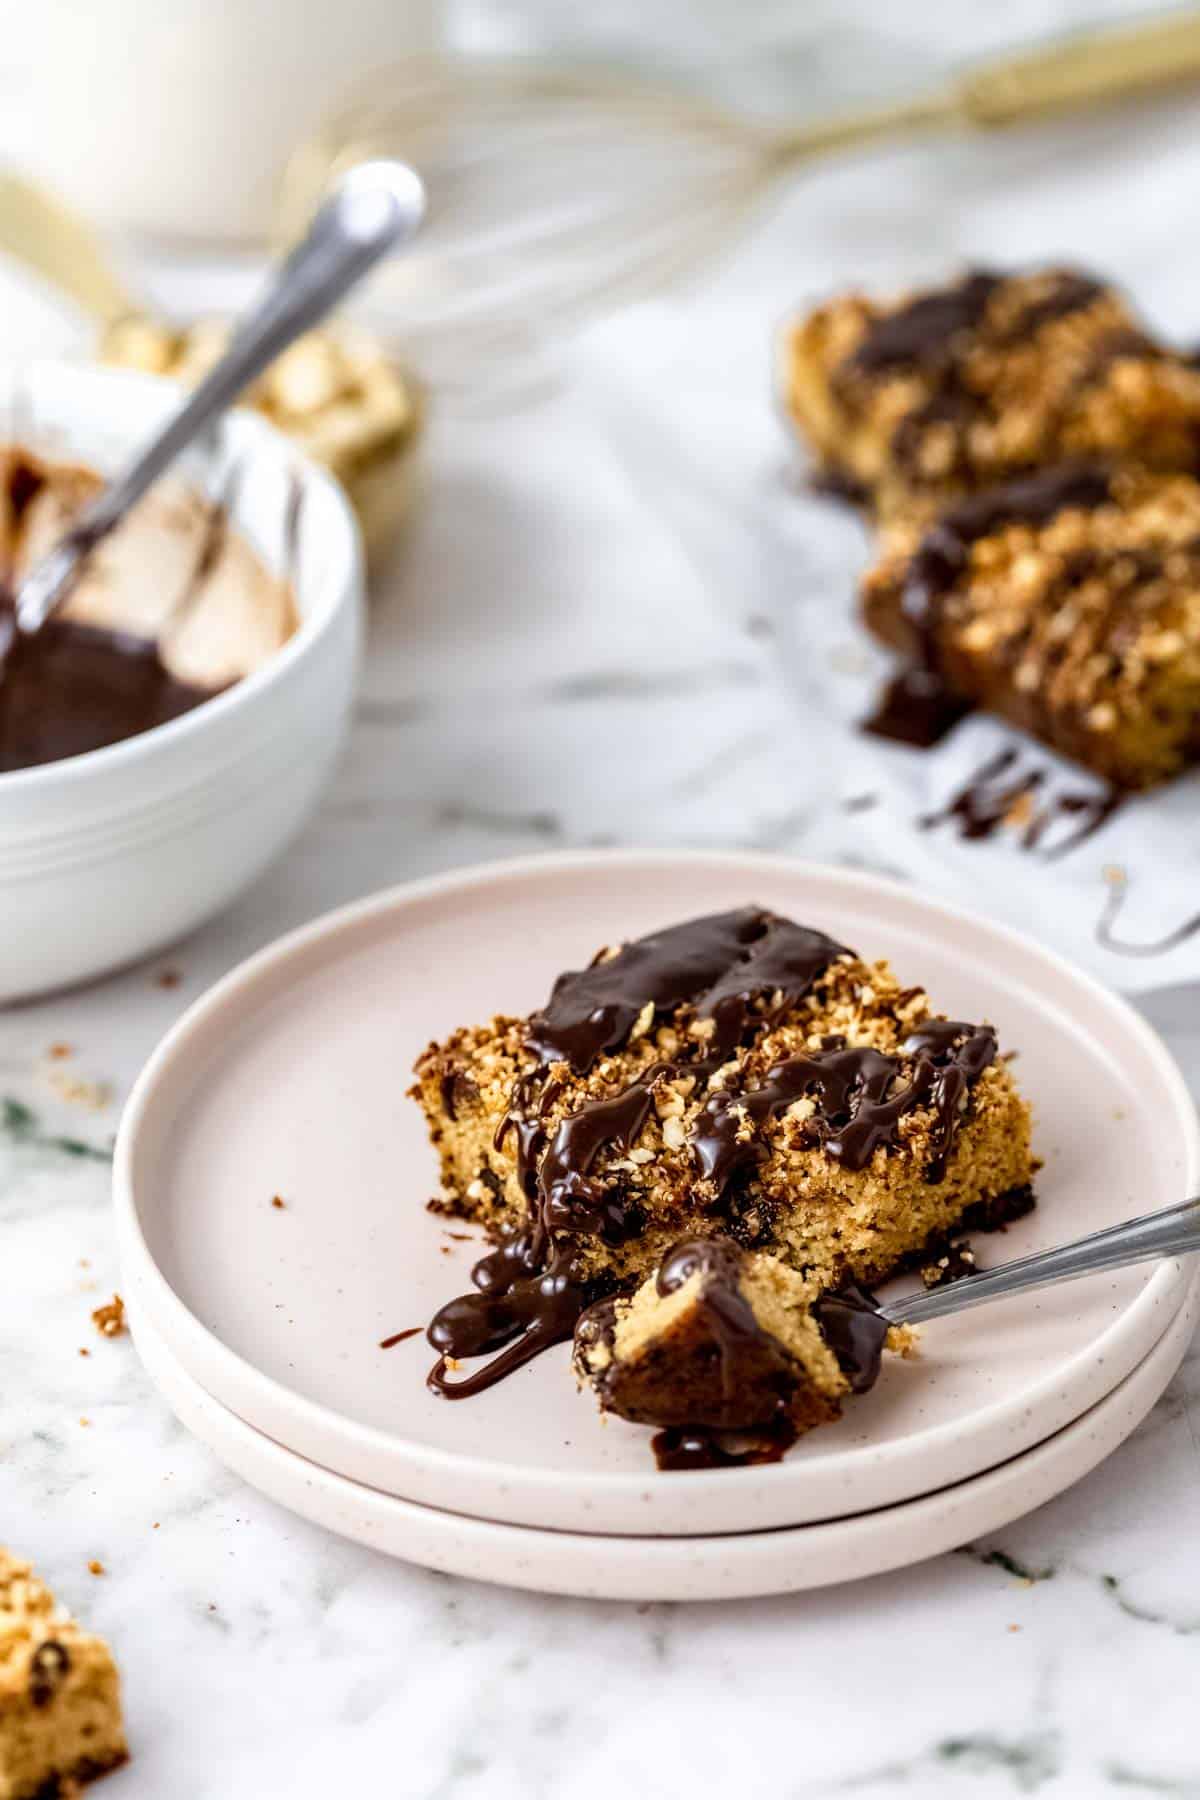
[412,907,1034,1397]
[574,1236,916,1439]
[784,266,1200,519]
[863,463,1200,787]
[0,1549,128,1799]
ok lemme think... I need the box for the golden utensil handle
[0,172,136,326]
[959,8,1200,126]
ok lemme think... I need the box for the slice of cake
[862,464,1200,786]
[783,266,1200,520]
[0,1549,128,1799]
[575,1238,856,1426]
[411,907,1034,1397]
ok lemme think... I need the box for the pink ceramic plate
[125,1275,1200,1602]
[115,852,1200,1536]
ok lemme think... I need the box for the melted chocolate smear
[921,748,1042,841]
[922,749,1122,855]
[862,666,972,749]
[379,1327,422,1349]
[812,1285,891,1394]
[651,1418,796,1472]
[692,1019,995,1189]
[1096,874,1200,958]
[866,465,1113,752]
[846,270,1002,375]
[427,911,848,1399]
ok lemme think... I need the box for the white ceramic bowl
[0,361,363,999]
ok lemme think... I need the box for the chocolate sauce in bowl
[0,453,224,772]
[0,606,218,772]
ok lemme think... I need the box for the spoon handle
[15,160,424,635]
[882,1195,1200,1328]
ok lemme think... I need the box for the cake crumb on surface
[90,1297,125,1339]
[41,1064,112,1113]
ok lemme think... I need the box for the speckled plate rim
[114,850,1200,1536]
[125,1269,1200,1602]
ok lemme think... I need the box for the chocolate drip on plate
[379,1326,422,1349]
[427,1240,590,1399]
[651,1418,797,1472]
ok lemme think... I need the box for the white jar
[3,0,438,242]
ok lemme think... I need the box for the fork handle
[883,1196,1200,1328]
[15,160,424,635]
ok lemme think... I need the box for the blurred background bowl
[0,361,363,1000]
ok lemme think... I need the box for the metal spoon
[13,158,425,636]
[881,1196,1200,1330]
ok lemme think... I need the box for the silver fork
[13,159,425,636]
[881,1196,1200,1328]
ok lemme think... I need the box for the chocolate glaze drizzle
[863,463,1114,750]
[426,909,848,1397]
[845,270,1002,376]
[692,1017,995,1191]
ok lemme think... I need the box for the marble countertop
[7,19,1200,1795]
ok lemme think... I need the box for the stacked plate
[115,853,1200,1602]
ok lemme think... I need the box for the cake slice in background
[784,266,1200,522]
[0,1548,128,1798]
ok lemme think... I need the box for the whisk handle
[958,11,1200,128]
